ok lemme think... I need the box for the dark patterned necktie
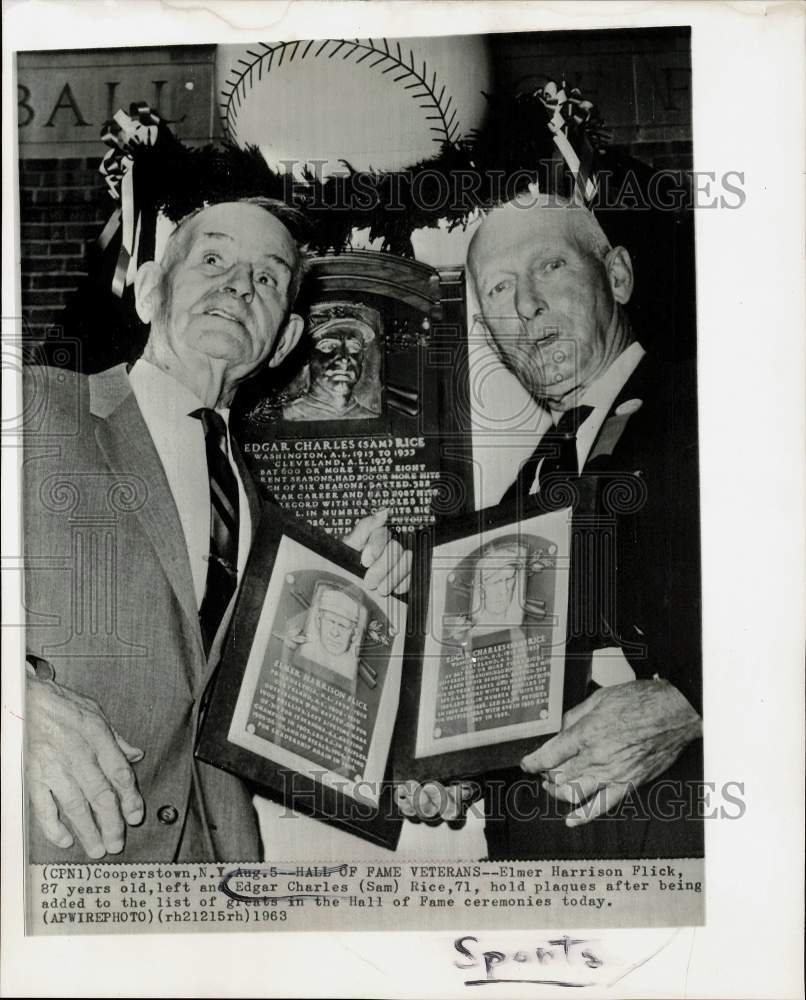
[502,405,595,503]
[191,408,240,654]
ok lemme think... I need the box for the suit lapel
[586,353,655,466]
[588,409,635,463]
[90,365,203,659]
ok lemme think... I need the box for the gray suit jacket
[23,364,262,862]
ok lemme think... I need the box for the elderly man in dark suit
[24,197,411,863]
[398,193,703,860]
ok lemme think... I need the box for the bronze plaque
[233,250,474,536]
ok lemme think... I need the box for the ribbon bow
[97,102,165,297]
[534,79,604,206]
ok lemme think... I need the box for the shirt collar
[550,341,646,423]
[580,341,645,410]
[128,358,232,427]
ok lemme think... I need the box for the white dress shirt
[128,359,252,610]
[527,341,646,493]
[529,342,647,687]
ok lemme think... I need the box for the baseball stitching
[220,38,460,150]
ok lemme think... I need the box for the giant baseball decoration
[217,36,491,176]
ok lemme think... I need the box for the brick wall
[19,157,108,341]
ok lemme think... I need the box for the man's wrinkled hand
[25,669,145,858]
[343,509,412,595]
[521,679,702,827]
[395,780,480,823]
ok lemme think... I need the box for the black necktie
[502,405,595,503]
[191,408,240,654]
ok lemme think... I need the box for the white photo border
[2,3,804,999]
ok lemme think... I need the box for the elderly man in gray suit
[23,198,411,863]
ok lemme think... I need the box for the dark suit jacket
[484,350,704,860]
[23,364,263,862]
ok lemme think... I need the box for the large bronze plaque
[233,251,473,536]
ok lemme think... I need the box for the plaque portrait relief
[468,539,530,636]
[288,581,369,688]
[282,302,383,421]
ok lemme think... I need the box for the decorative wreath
[95,75,619,296]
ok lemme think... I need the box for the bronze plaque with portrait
[233,251,473,536]
[196,501,407,849]
[395,501,572,783]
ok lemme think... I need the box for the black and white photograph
[14,15,707,895]
[2,2,803,998]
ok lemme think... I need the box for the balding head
[468,193,612,285]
